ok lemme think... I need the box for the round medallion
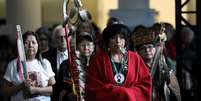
[114,73,125,84]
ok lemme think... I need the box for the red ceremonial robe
[85,50,152,101]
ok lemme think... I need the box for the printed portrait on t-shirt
[28,71,42,87]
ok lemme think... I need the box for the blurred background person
[179,27,198,101]
[130,25,147,51]
[36,26,52,59]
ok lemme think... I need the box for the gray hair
[52,25,64,41]
[51,25,65,47]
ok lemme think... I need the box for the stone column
[110,0,155,28]
[6,0,42,32]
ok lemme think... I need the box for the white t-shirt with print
[4,58,55,101]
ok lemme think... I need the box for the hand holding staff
[16,25,29,80]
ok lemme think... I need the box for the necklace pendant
[114,73,125,84]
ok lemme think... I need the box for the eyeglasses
[79,43,94,47]
[138,44,154,50]
[56,35,66,40]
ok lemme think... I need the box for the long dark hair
[22,31,41,60]
[17,31,42,74]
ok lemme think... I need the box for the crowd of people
[0,16,198,101]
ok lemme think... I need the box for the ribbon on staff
[63,0,80,100]
[63,0,90,101]
[16,25,29,80]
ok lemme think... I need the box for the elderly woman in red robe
[85,24,152,101]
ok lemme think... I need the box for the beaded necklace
[110,52,128,85]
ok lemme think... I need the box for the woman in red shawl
[85,24,152,101]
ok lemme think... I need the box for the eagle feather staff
[62,0,89,100]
